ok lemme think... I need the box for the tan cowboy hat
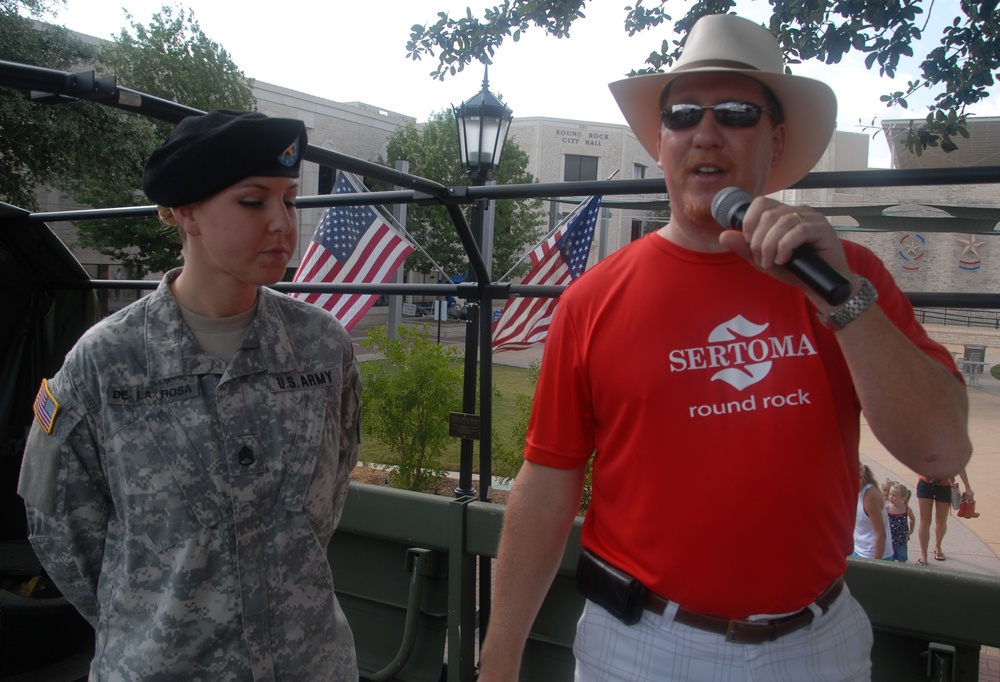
[608,14,837,193]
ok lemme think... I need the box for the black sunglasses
[660,101,773,130]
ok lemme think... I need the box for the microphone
[711,187,852,306]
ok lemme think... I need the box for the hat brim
[609,68,837,193]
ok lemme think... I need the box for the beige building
[508,116,664,258]
[28,42,999,299]
[507,118,878,270]
[253,81,414,267]
[807,118,1000,296]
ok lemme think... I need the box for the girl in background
[881,478,895,503]
[887,484,915,562]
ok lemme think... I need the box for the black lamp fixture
[453,67,513,184]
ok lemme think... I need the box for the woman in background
[916,468,976,564]
[854,464,894,560]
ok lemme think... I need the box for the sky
[36,0,999,169]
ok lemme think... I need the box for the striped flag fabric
[492,195,601,352]
[292,172,414,331]
[33,378,60,434]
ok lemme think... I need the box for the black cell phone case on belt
[575,549,647,625]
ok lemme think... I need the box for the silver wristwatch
[819,277,878,330]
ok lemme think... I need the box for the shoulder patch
[33,379,60,434]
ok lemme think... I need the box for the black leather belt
[644,577,845,644]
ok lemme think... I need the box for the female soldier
[19,110,361,680]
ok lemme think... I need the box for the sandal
[916,557,928,565]
[934,549,946,561]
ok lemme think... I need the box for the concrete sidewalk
[860,346,1000,579]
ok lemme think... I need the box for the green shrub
[493,360,539,485]
[496,358,593,514]
[360,324,463,491]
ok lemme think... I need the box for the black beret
[142,109,307,207]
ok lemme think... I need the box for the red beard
[683,195,716,225]
[678,153,732,226]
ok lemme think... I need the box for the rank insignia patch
[33,379,60,434]
[277,136,301,167]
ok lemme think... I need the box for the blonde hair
[860,464,879,488]
[891,483,911,505]
[156,205,185,243]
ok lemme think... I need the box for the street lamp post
[454,69,513,185]
[452,69,512,500]
[453,69,512,650]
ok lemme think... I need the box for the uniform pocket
[275,391,328,514]
[106,409,227,552]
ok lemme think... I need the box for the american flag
[33,379,60,434]
[492,195,601,352]
[292,172,414,331]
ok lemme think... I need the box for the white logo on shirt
[668,315,817,390]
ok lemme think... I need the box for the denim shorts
[916,479,951,503]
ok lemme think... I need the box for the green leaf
[402,0,988,156]
[377,110,545,280]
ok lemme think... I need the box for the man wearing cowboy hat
[478,13,970,681]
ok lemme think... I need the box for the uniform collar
[144,269,300,380]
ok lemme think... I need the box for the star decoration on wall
[958,234,986,259]
[898,233,925,271]
[957,234,987,271]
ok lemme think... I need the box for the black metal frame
[4,57,1000,652]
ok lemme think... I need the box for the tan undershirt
[177,301,256,364]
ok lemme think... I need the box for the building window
[634,164,646,179]
[318,165,335,195]
[631,219,644,242]
[564,155,598,182]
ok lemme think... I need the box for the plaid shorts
[573,583,872,681]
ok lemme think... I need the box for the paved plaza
[859,345,1000,579]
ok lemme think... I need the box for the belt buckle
[725,618,775,644]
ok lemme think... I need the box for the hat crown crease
[674,59,772,74]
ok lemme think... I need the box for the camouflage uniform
[18,269,361,681]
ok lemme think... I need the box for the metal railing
[4,58,1000,681]
[915,307,1000,329]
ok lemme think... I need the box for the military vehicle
[2,59,999,681]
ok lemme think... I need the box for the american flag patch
[33,379,60,434]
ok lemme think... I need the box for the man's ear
[771,122,786,171]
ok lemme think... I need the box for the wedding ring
[793,212,803,224]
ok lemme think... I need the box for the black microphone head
[711,187,752,229]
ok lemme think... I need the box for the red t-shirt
[525,234,956,618]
